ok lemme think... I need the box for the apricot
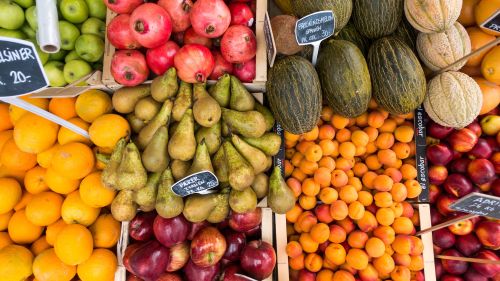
[310,223,330,244]
[392,253,411,266]
[347,230,369,249]
[303,126,319,141]
[316,269,334,281]
[391,183,408,202]
[331,169,348,188]
[332,115,350,129]
[337,217,356,234]
[394,126,414,143]
[384,167,403,183]
[328,225,346,243]
[408,255,424,271]
[319,124,335,140]
[299,195,316,210]
[358,264,379,281]
[330,200,348,221]
[314,167,332,188]
[286,241,303,258]
[286,204,303,223]
[345,248,369,270]
[325,243,346,266]
[405,179,422,198]
[409,236,424,256]
[358,191,373,206]
[376,207,395,226]
[357,211,378,232]
[373,175,394,192]
[289,253,305,270]
[392,235,412,255]
[339,185,358,203]
[373,253,395,275]
[390,266,411,281]
[365,237,386,258]
[373,226,396,245]
[299,233,319,254]
[401,202,414,218]
[302,178,320,197]
[336,128,351,142]
[376,133,395,149]
[367,111,385,128]
[374,191,393,208]
[390,202,404,218]
[348,201,365,220]
[380,118,397,133]
[296,211,317,233]
[392,217,414,235]
[314,204,333,224]
[332,270,355,281]
[304,253,322,272]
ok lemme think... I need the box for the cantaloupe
[404,0,463,33]
[416,22,471,71]
[424,71,482,129]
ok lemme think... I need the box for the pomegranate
[228,3,254,26]
[107,14,142,50]
[221,25,256,63]
[104,0,143,14]
[146,41,180,76]
[172,32,185,45]
[190,0,231,38]
[111,50,149,86]
[184,27,213,48]
[232,58,255,82]
[209,50,233,80]
[130,3,173,48]
[158,0,193,33]
[174,44,215,83]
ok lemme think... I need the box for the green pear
[116,142,148,190]
[223,141,255,191]
[126,113,146,133]
[151,68,178,102]
[209,73,230,107]
[168,109,196,161]
[183,194,218,223]
[172,81,192,122]
[193,83,221,127]
[171,159,192,181]
[230,75,255,111]
[242,132,282,156]
[251,173,269,199]
[134,172,161,210]
[229,187,257,213]
[231,134,268,174]
[212,147,228,183]
[187,140,214,175]
[142,126,169,172]
[111,190,138,222]
[207,188,230,223]
[101,138,126,189]
[112,85,151,114]
[156,168,184,218]
[254,102,275,131]
[137,99,173,149]
[196,121,221,155]
[221,108,266,138]
[268,166,295,214]
[135,97,161,121]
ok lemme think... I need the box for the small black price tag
[264,12,277,67]
[480,10,500,34]
[295,11,335,46]
[414,106,430,203]
[273,122,285,177]
[171,171,219,197]
[0,37,48,97]
[450,192,500,219]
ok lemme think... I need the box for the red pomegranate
[228,3,254,26]
[111,50,149,87]
[104,0,143,14]
[107,14,142,49]
[221,25,256,63]
[190,0,231,38]
[158,0,193,33]
[174,44,215,83]
[130,3,173,48]
[146,41,180,76]
[184,27,213,48]
[209,50,233,80]
[232,58,255,82]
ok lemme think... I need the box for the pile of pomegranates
[106,0,258,86]
[124,208,276,281]
[426,109,500,281]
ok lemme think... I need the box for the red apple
[156,272,182,281]
[244,224,261,239]
[429,184,441,204]
[469,138,493,159]
[435,261,444,279]
[220,264,254,281]
[441,249,469,275]
[491,178,500,196]
[130,240,170,281]
[183,259,220,281]
[153,214,190,247]
[429,165,448,185]
[467,121,482,137]
[146,41,179,75]
[448,128,478,152]
[456,233,482,256]
[129,211,156,241]
[468,159,496,185]
[476,220,500,249]
[465,268,489,281]
[127,275,143,281]
[188,221,210,240]
[437,194,458,216]
[434,244,443,255]
[473,250,500,278]
[444,173,473,198]
[432,228,456,249]
[191,226,227,267]
[166,242,189,272]
[229,208,262,232]
[448,219,474,235]
[104,0,143,14]
[298,269,316,281]
[449,158,471,173]
[431,207,444,225]
[485,137,499,152]
[222,230,246,262]
[428,120,454,139]
[240,240,276,280]
[124,243,143,274]
[440,275,463,281]
[427,143,454,165]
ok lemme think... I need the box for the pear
[183,194,218,223]
[254,102,275,131]
[212,147,229,183]
[268,166,295,214]
[171,159,192,181]
[251,173,269,199]
[172,81,192,121]
[112,85,151,114]
[188,140,214,174]
[111,190,138,221]
[137,99,173,149]
[156,168,184,218]
[221,108,266,138]
[135,97,161,121]
[209,73,230,107]
[116,142,148,191]
[221,121,230,137]
[207,188,230,223]
[169,121,179,136]
[193,83,221,127]
[242,132,282,156]
[101,138,126,189]
[230,75,255,111]
[196,121,221,155]
[134,172,161,210]
[151,67,179,102]
[223,141,255,191]
[229,187,257,213]
[142,126,169,172]
[127,113,146,133]
[168,109,196,161]
[231,134,268,174]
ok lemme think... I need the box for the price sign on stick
[295,11,335,66]
[171,171,219,197]
[414,106,430,203]
[480,10,500,34]
[450,192,500,219]
[264,11,277,67]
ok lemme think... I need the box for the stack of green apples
[0,0,106,87]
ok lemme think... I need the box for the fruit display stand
[101,0,268,92]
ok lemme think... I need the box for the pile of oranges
[0,90,130,281]
[284,101,424,281]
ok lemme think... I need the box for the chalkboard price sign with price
[294,10,335,66]
[480,10,500,34]
[171,171,219,197]
[0,37,48,97]
[450,192,500,219]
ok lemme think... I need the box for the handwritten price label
[295,11,335,66]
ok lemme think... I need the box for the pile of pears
[102,69,296,223]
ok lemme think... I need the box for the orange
[325,243,346,265]
[475,77,500,114]
[54,224,93,265]
[46,219,68,246]
[25,191,63,226]
[77,248,117,281]
[8,210,43,244]
[51,142,95,180]
[0,138,37,171]
[33,248,76,281]
[466,27,497,67]
[0,244,34,280]
[61,191,100,226]
[58,118,91,145]
[345,248,369,270]
[0,177,22,214]
[0,232,12,249]
[89,114,130,149]
[13,113,59,154]
[79,172,116,208]
[30,236,50,255]
[75,90,112,123]
[36,144,60,169]
[24,166,49,194]
[365,237,386,258]
[9,96,49,124]
[45,168,80,195]
[482,45,500,84]
[475,0,500,35]
[49,97,77,120]
[13,191,33,211]
[89,214,120,248]
[0,103,13,132]
[0,211,13,231]
[459,0,480,26]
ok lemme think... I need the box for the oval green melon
[392,17,418,52]
[266,56,322,134]
[290,0,353,34]
[367,36,426,115]
[317,40,371,118]
[334,22,371,55]
[353,0,403,39]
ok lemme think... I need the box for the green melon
[352,0,403,39]
[290,0,353,34]
[334,22,371,55]
[392,17,418,52]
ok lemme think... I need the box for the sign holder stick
[436,255,500,265]
[311,42,321,66]
[415,213,477,236]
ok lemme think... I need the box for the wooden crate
[29,71,107,98]
[102,0,268,92]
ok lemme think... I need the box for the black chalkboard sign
[171,171,219,197]
[450,192,500,219]
[264,12,277,67]
[414,106,429,203]
[0,37,49,97]
[295,11,335,46]
[480,10,500,34]
[273,122,285,177]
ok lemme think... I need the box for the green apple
[0,1,25,30]
[25,6,37,30]
[26,39,49,65]
[60,0,89,24]
[85,0,105,20]
[21,23,35,39]
[75,34,104,62]
[13,0,33,9]
[0,28,26,39]
[49,49,68,61]
[63,59,92,83]
[44,61,68,87]
[59,20,80,50]
[81,17,105,38]
[64,50,80,62]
